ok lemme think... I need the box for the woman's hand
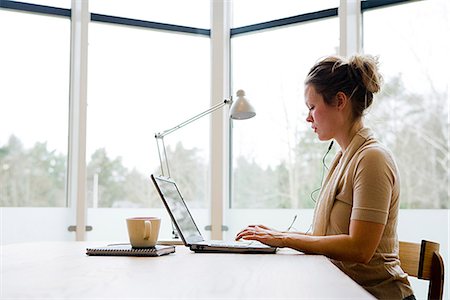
[235,225,286,248]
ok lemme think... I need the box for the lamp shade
[229,89,256,120]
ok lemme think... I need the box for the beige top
[312,128,414,299]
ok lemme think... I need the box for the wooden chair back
[399,240,445,300]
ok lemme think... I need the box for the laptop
[151,174,277,254]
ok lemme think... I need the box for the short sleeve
[350,147,397,225]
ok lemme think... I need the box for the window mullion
[210,0,231,240]
[68,0,89,241]
[339,0,362,56]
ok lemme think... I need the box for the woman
[236,55,415,300]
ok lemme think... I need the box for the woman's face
[304,84,340,141]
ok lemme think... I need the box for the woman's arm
[286,219,384,263]
[236,219,384,264]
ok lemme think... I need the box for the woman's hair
[304,54,382,118]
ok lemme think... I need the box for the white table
[1,241,375,299]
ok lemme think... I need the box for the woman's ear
[335,92,349,111]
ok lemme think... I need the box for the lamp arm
[155,99,231,138]
[154,98,231,178]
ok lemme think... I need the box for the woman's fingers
[236,229,252,240]
[236,226,261,240]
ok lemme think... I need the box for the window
[87,22,210,208]
[231,17,339,209]
[89,0,210,29]
[5,0,70,9]
[363,0,449,208]
[2,0,447,251]
[0,10,70,207]
[232,0,339,27]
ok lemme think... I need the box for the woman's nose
[306,112,312,123]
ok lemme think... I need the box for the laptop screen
[152,175,204,245]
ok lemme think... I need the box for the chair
[399,240,445,300]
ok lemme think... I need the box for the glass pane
[0,10,70,207]
[232,0,339,27]
[87,23,210,209]
[89,0,210,29]
[231,18,339,209]
[363,0,449,208]
[6,0,70,8]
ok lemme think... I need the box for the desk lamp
[154,89,255,179]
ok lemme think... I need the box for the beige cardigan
[312,128,414,299]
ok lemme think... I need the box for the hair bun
[348,55,382,94]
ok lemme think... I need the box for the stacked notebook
[86,244,175,257]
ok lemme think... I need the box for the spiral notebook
[86,244,176,257]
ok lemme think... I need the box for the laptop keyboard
[209,241,264,248]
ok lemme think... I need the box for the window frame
[0,0,432,241]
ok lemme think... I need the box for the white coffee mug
[126,217,161,248]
